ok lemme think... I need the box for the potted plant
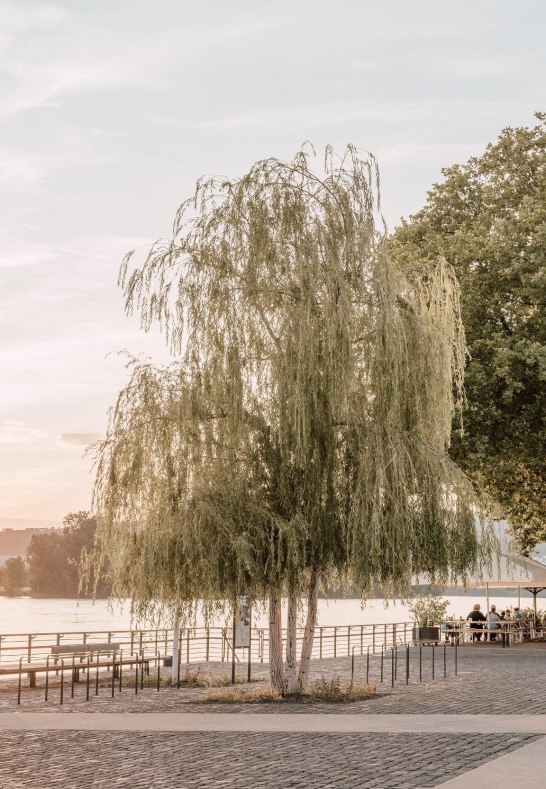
[408,595,449,643]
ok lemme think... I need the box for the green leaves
[93,146,492,624]
[392,114,546,552]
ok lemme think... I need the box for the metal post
[432,645,435,680]
[206,628,210,662]
[119,649,123,692]
[95,651,101,696]
[17,657,23,705]
[111,657,116,697]
[135,653,139,695]
[406,645,409,685]
[186,628,190,663]
[360,625,364,655]
[373,624,376,654]
[320,627,323,659]
[157,650,161,692]
[347,626,351,657]
[394,644,398,680]
[391,647,395,688]
[455,642,458,676]
[419,645,422,682]
[71,653,76,698]
[45,655,51,701]
[334,627,337,658]
[366,645,370,684]
[60,658,64,705]
[171,619,180,685]
[86,655,90,701]
[380,645,384,683]
[443,643,446,679]
[27,634,32,664]
[351,646,355,684]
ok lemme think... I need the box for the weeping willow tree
[93,145,492,694]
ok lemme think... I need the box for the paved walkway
[2,645,546,787]
[3,711,546,734]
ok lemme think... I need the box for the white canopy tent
[454,552,546,614]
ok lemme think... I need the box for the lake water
[0,590,537,635]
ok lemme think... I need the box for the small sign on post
[232,595,252,684]
[235,596,251,648]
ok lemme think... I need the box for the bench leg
[27,672,36,688]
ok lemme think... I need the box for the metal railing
[0,622,413,667]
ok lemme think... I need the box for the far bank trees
[94,147,491,694]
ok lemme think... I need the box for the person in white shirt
[486,605,501,641]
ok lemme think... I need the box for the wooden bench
[0,645,148,688]
[50,643,121,682]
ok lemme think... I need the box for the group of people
[467,603,524,641]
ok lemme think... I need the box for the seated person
[486,605,501,641]
[467,604,486,641]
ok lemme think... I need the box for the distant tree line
[0,512,111,597]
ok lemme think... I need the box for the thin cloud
[60,432,101,446]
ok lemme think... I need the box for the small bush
[308,675,376,701]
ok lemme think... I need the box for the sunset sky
[1,0,544,527]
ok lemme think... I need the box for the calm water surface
[0,591,535,635]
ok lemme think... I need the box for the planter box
[412,626,440,643]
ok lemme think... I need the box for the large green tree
[391,114,546,553]
[94,147,491,694]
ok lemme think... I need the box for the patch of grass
[308,675,376,701]
[197,675,377,704]
[197,686,282,704]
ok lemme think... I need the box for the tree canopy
[391,114,546,553]
[93,146,493,692]
[28,511,110,597]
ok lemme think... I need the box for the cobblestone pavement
[0,730,538,789]
[2,647,546,788]
[2,643,545,715]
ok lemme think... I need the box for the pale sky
[0,0,544,527]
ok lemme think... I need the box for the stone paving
[0,730,538,789]
[1,645,546,788]
[2,642,545,715]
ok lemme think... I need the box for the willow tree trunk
[285,587,298,694]
[296,570,320,693]
[268,586,285,695]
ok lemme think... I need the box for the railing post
[320,627,323,659]
[372,624,376,654]
[206,628,210,662]
[360,625,363,655]
[186,628,190,663]
[383,624,387,649]
[334,627,337,658]
[347,625,351,657]
[28,634,33,664]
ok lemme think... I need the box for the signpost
[232,595,252,683]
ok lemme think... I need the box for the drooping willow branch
[92,145,495,625]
